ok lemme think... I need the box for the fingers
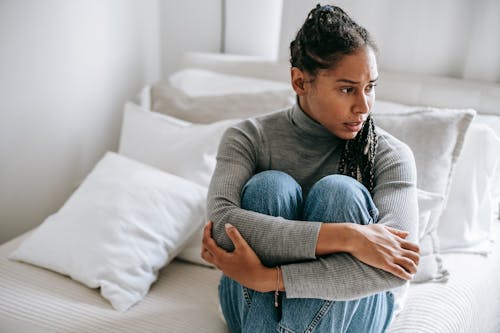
[224,223,248,249]
[201,222,216,265]
[394,256,418,275]
[383,226,421,256]
[201,221,226,258]
[201,222,216,253]
[389,263,413,280]
[201,247,214,264]
[401,247,420,266]
[397,238,420,275]
[384,226,409,239]
[202,222,219,250]
[201,221,212,246]
[401,239,420,254]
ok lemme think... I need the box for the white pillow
[176,229,211,266]
[119,102,238,266]
[375,101,500,254]
[416,190,445,240]
[437,121,500,253]
[475,114,500,138]
[390,188,446,313]
[374,104,475,282]
[9,152,207,311]
[151,69,295,123]
[169,68,292,97]
[375,106,475,201]
[119,102,238,188]
[475,114,500,204]
[414,189,448,283]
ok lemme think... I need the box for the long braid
[338,115,378,193]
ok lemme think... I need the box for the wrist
[254,266,284,293]
[316,223,359,255]
[343,223,361,254]
[252,266,275,292]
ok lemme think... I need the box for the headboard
[180,52,500,117]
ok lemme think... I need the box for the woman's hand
[201,221,278,292]
[348,224,420,280]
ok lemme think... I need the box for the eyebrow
[336,77,379,84]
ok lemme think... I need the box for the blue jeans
[219,171,394,333]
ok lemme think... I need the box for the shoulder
[376,126,414,159]
[223,107,292,140]
[375,126,417,179]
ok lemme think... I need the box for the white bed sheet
[1,224,499,333]
[0,232,228,333]
[389,222,500,333]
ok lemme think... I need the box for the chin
[339,132,359,140]
[329,127,359,140]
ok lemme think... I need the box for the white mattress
[1,224,499,333]
[0,232,228,333]
[389,222,500,333]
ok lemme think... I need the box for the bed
[1,52,499,332]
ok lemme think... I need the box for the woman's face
[292,46,378,140]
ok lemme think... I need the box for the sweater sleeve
[207,122,321,266]
[281,134,419,300]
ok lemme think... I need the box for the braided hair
[290,4,378,193]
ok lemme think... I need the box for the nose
[353,91,370,114]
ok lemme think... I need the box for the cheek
[319,93,344,109]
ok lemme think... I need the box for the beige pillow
[374,107,475,282]
[151,69,295,123]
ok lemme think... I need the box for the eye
[340,87,355,94]
[365,83,377,93]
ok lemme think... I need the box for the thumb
[385,226,409,238]
[225,223,248,249]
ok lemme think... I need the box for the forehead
[319,47,378,81]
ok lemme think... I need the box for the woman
[202,4,420,333]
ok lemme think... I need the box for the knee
[305,174,378,224]
[241,170,302,217]
[309,174,370,202]
[242,171,300,199]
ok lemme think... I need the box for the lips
[344,121,364,132]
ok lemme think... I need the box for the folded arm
[281,136,419,299]
[208,125,321,266]
[207,125,419,299]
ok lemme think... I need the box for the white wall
[278,0,500,82]
[277,1,312,62]
[160,0,222,78]
[225,0,283,59]
[0,0,161,244]
[4,1,494,244]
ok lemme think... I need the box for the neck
[297,95,315,122]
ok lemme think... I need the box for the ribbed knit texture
[207,103,418,301]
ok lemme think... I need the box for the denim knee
[303,174,378,224]
[241,170,302,219]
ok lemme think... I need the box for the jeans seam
[304,300,334,333]
[277,325,296,333]
[242,287,252,307]
[277,300,333,333]
[368,208,379,221]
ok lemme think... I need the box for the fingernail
[225,223,233,229]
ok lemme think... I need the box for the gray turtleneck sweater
[207,103,418,302]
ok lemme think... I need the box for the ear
[291,67,309,96]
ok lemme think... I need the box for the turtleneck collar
[289,100,343,147]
